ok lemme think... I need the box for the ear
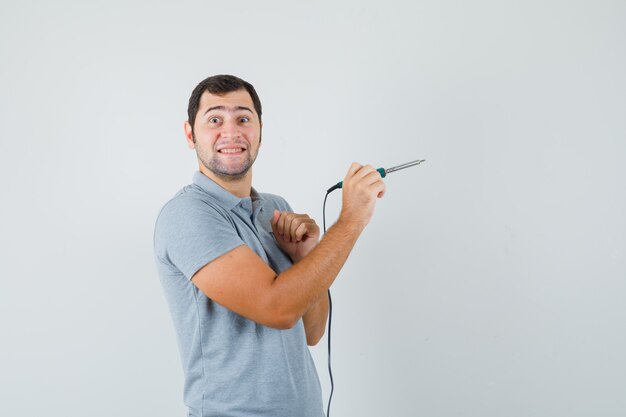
[184,121,195,149]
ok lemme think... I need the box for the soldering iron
[326,159,426,193]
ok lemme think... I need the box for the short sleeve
[154,196,244,280]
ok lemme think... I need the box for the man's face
[185,89,262,181]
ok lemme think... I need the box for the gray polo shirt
[154,172,323,417]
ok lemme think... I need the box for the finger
[287,217,299,242]
[271,210,280,225]
[287,216,299,241]
[355,164,376,178]
[291,215,311,241]
[364,169,384,185]
[289,215,308,242]
[285,213,301,243]
[368,180,386,198]
[276,211,289,239]
[348,162,362,177]
[271,210,280,235]
[377,181,387,198]
[349,165,378,187]
[279,212,291,242]
[305,218,320,237]
[294,222,308,242]
[296,219,318,242]
[344,162,363,183]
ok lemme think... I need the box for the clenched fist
[271,210,320,263]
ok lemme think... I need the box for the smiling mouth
[218,148,245,154]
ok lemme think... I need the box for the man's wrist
[335,216,367,234]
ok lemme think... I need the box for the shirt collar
[192,171,263,210]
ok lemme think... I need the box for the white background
[1,1,625,416]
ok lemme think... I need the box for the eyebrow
[203,105,253,116]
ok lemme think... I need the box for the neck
[199,165,252,198]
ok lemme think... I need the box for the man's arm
[190,163,385,330]
[269,207,328,345]
[302,293,329,345]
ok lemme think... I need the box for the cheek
[196,131,219,145]
[246,127,261,142]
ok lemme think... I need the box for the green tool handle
[335,167,386,190]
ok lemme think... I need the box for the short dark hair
[187,74,262,132]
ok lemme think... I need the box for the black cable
[322,189,335,417]
[326,289,334,417]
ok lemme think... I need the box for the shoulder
[156,185,232,229]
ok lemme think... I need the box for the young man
[154,74,385,417]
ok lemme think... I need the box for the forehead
[198,89,256,114]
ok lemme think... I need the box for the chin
[211,166,251,181]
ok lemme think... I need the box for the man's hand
[271,210,320,263]
[339,163,386,229]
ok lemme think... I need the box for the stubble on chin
[197,152,256,182]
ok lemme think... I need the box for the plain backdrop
[1,1,625,416]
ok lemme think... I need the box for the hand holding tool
[327,159,426,193]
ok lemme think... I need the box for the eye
[209,117,220,124]
[239,116,250,123]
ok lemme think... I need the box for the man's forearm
[302,292,329,345]
[270,218,362,326]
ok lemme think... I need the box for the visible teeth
[220,148,243,153]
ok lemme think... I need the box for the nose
[220,119,241,139]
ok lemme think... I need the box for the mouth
[218,147,246,154]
